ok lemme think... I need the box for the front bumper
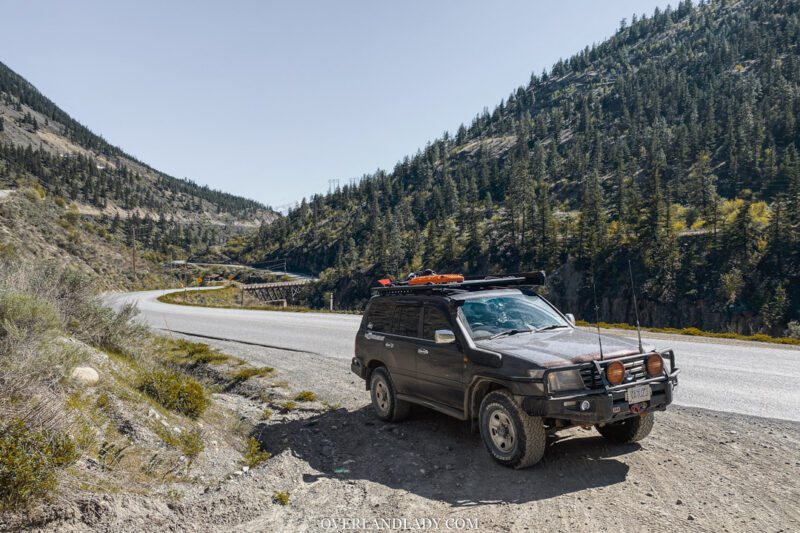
[522,351,680,424]
[522,375,677,423]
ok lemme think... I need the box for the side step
[396,394,467,421]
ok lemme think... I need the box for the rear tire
[369,367,410,422]
[479,390,546,469]
[596,414,654,443]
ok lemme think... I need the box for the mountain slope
[230,0,800,335]
[0,60,276,262]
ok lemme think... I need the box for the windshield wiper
[488,328,532,340]
[534,324,568,332]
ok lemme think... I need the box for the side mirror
[435,329,456,344]
[565,313,575,325]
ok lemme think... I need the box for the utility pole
[284,257,287,275]
[131,226,136,281]
[330,292,333,312]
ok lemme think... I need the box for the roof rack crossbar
[371,272,545,294]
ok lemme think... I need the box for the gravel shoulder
[28,332,798,533]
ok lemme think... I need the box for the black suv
[350,273,679,468]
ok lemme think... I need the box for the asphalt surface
[104,288,800,422]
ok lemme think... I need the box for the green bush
[171,340,229,365]
[0,291,60,351]
[138,371,207,418]
[243,436,271,468]
[231,366,274,384]
[0,418,79,510]
[272,491,290,505]
[293,391,317,402]
[178,429,204,462]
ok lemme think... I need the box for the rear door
[380,301,421,393]
[414,304,464,409]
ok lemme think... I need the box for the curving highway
[104,288,800,422]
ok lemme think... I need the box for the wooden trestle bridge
[239,280,310,306]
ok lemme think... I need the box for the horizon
[1,0,670,208]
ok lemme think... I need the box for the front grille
[580,366,602,389]
[624,359,647,382]
[580,357,649,390]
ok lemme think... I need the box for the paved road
[104,289,800,422]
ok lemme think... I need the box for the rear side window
[365,299,393,332]
[393,305,421,338]
[423,306,452,340]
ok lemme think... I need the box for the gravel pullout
[25,332,798,533]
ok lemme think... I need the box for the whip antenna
[592,278,604,361]
[628,259,644,354]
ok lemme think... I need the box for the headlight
[606,360,625,385]
[646,353,664,376]
[547,369,585,392]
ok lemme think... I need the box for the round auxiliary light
[580,400,591,411]
[606,360,625,385]
[646,353,664,377]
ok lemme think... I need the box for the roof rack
[371,271,546,295]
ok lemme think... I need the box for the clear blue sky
[1,1,670,208]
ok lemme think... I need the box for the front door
[414,304,464,409]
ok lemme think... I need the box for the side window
[392,305,421,338]
[365,299,393,332]
[423,306,452,340]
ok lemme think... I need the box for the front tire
[596,414,654,443]
[479,390,546,469]
[369,367,410,422]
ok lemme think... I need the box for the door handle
[417,348,429,355]
[385,342,394,349]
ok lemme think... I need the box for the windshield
[457,293,570,340]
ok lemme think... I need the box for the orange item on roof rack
[408,274,465,286]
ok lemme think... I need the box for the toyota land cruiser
[350,272,680,468]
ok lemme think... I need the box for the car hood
[474,327,654,368]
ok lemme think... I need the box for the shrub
[178,429,204,462]
[280,401,296,412]
[138,371,207,418]
[261,409,273,420]
[243,436,270,468]
[22,187,43,203]
[0,291,60,351]
[171,340,228,365]
[0,291,65,383]
[71,302,147,356]
[788,321,800,340]
[63,208,80,225]
[231,366,274,384]
[0,418,79,510]
[293,391,317,402]
[95,393,110,409]
[53,197,66,208]
[272,491,290,506]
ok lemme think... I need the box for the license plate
[626,384,651,404]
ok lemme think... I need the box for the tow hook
[629,402,648,414]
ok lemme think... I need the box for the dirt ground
[18,335,800,533]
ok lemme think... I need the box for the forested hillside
[232,0,800,335]
[0,60,275,264]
